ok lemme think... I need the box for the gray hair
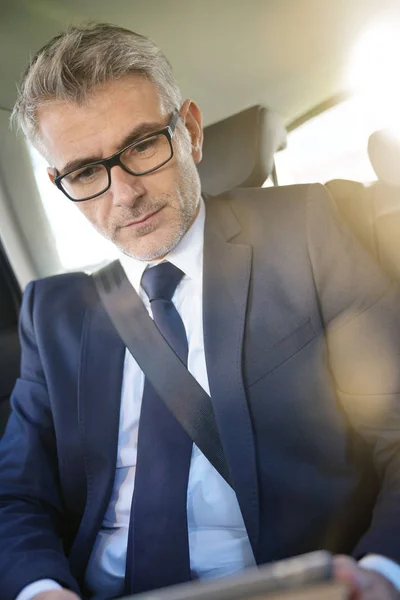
[11,22,183,151]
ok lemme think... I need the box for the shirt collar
[119,197,205,294]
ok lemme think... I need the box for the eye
[69,165,104,183]
[132,136,158,156]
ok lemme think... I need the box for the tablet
[121,551,347,600]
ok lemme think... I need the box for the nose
[110,165,145,207]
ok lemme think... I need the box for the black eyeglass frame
[53,111,180,202]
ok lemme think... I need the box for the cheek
[77,200,107,232]
[149,166,178,194]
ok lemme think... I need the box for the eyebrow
[58,119,166,175]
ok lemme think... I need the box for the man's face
[38,75,203,260]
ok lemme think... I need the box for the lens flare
[347,22,400,138]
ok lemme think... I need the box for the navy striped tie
[125,262,192,594]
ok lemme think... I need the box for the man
[1,22,400,600]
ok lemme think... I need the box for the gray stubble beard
[119,165,201,261]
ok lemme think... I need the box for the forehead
[37,74,165,166]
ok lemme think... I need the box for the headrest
[198,105,287,196]
[368,129,400,187]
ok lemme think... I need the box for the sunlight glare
[347,22,400,138]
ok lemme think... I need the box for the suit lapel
[69,298,125,580]
[203,200,260,555]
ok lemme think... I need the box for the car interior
[2,0,400,439]
[0,238,21,437]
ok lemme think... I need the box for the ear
[180,99,203,164]
[47,166,57,185]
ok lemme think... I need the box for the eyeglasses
[54,111,179,202]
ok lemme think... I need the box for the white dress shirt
[17,198,400,599]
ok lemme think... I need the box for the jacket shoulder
[206,183,331,222]
[24,269,99,320]
[205,183,333,242]
[227,182,329,209]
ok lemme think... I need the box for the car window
[274,97,381,186]
[274,20,400,187]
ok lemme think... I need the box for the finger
[333,555,374,599]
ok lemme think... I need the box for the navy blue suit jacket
[1,184,400,599]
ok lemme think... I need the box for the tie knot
[141,262,185,302]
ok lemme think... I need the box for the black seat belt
[93,260,232,487]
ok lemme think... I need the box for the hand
[33,590,80,600]
[334,555,400,599]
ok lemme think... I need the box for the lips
[122,207,163,228]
